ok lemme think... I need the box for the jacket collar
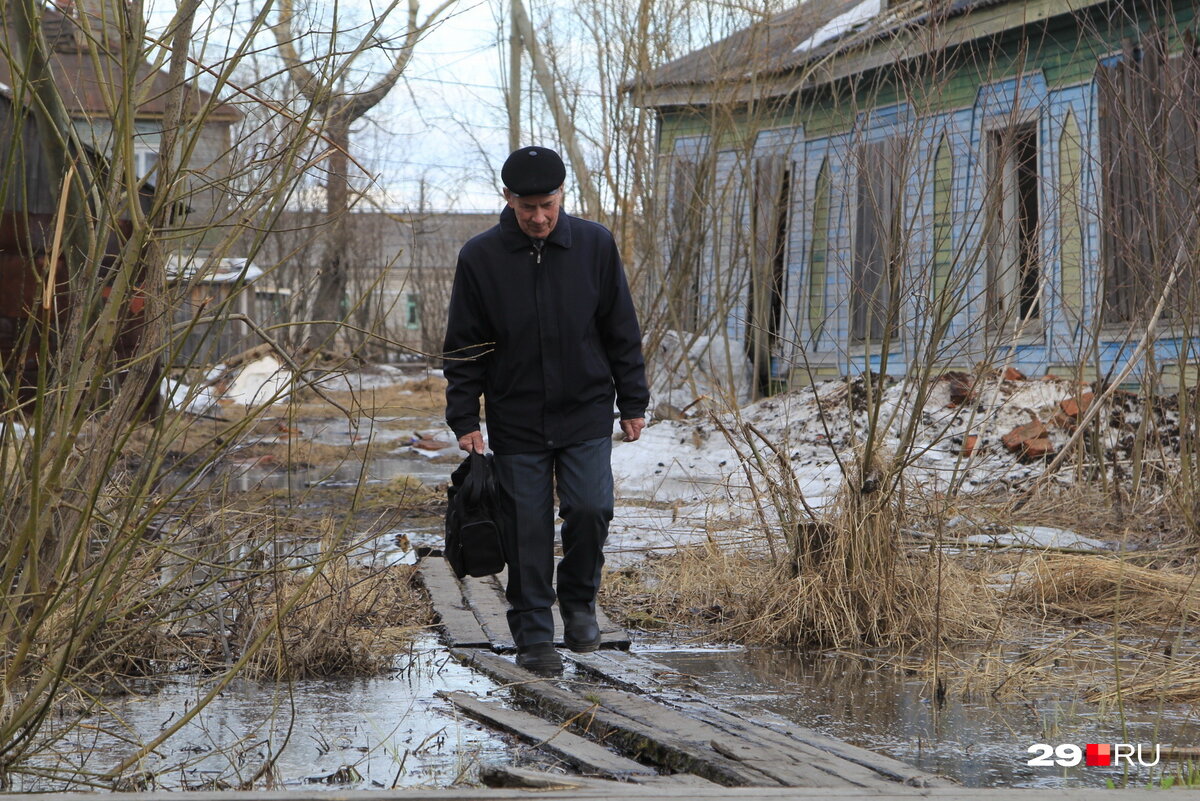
[498,205,574,252]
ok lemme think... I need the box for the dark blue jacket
[443,206,649,454]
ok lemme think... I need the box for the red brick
[943,370,974,407]
[1021,437,1055,459]
[1003,366,1027,381]
[1001,420,1048,453]
[1059,392,1094,418]
[1051,411,1076,432]
[959,434,979,457]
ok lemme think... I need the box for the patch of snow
[966,526,1113,552]
[612,373,1172,541]
[315,363,413,392]
[2,420,27,439]
[225,355,292,406]
[162,377,219,415]
[648,330,753,414]
[793,0,881,54]
[166,256,263,283]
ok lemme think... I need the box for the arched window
[932,134,954,305]
[808,157,831,343]
[1058,110,1084,328]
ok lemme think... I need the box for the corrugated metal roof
[636,0,1024,100]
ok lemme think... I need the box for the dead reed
[1013,555,1200,624]
[608,451,998,648]
[236,550,430,680]
[1090,655,1200,704]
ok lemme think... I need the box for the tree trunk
[309,119,351,349]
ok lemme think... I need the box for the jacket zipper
[533,239,544,264]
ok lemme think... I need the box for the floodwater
[121,415,1200,791]
[38,637,540,791]
[40,634,1198,790]
[639,642,1200,789]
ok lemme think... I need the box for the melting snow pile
[163,353,297,414]
[612,371,1183,511]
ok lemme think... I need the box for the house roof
[636,0,1103,108]
[0,7,240,122]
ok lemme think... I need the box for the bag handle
[460,451,489,507]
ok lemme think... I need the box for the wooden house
[0,1,244,384]
[254,210,494,361]
[637,0,1200,394]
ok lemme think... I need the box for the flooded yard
[54,637,519,790]
[9,364,1200,792]
[640,643,1200,788]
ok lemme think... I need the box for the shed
[167,256,263,366]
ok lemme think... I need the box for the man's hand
[458,431,485,453]
[619,417,645,443]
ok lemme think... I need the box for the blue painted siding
[663,4,1200,387]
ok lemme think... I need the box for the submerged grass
[605,539,997,648]
[238,554,431,679]
[22,501,431,691]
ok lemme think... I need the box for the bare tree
[272,0,456,349]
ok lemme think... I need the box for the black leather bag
[444,452,506,578]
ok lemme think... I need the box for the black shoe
[515,642,562,676]
[562,609,601,653]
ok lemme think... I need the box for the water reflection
[641,645,1200,788]
[51,639,520,791]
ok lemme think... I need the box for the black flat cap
[501,146,566,196]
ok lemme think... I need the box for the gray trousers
[492,436,614,647]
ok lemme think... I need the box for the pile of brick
[942,368,1096,462]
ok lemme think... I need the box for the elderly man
[443,146,648,675]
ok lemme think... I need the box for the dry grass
[1013,555,1200,624]
[605,541,996,648]
[290,375,447,418]
[1092,655,1200,703]
[935,483,1191,550]
[25,498,433,694]
[237,555,430,679]
[605,452,999,648]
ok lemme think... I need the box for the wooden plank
[709,738,851,789]
[679,702,891,788]
[478,765,612,790]
[471,567,630,651]
[440,691,661,781]
[477,765,716,790]
[568,650,946,788]
[460,574,516,652]
[450,648,781,787]
[30,784,1195,799]
[567,650,700,696]
[586,689,857,788]
[415,558,490,648]
[566,681,849,786]
[747,715,952,789]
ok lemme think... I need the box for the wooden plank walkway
[569,651,933,786]
[414,556,951,793]
[416,557,491,648]
[418,560,630,653]
[440,690,662,782]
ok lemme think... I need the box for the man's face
[505,188,562,239]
